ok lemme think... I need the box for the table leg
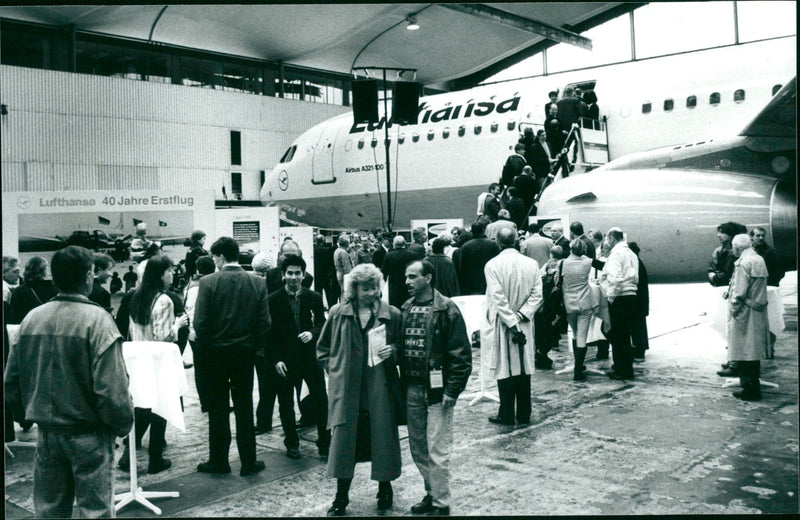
[114,416,181,516]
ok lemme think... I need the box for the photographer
[483,228,543,426]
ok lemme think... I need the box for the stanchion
[5,440,35,459]
[722,378,778,389]
[114,415,179,515]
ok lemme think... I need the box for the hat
[251,251,273,274]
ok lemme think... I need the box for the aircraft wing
[739,77,796,138]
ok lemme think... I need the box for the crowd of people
[1,205,788,517]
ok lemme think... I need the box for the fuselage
[261,36,795,233]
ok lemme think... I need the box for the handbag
[545,260,567,327]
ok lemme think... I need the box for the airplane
[259,36,796,277]
[536,78,796,283]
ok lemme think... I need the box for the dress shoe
[147,457,172,474]
[732,390,761,401]
[287,447,301,459]
[427,506,450,516]
[717,367,739,377]
[488,416,515,426]
[327,498,348,517]
[516,418,531,426]
[376,484,393,510]
[117,452,130,472]
[183,361,193,369]
[197,461,232,474]
[608,371,634,381]
[410,495,434,515]
[254,425,272,435]
[240,460,266,476]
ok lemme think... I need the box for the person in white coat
[484,227,543,426]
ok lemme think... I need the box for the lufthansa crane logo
[17,196,31,209]
[278,170,289,191]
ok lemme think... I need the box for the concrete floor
[4,274,798,517]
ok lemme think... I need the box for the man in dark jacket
[400,260,471,517]
[500,143,527,194]
[193,236,270,477]
[455,220,501,296]
[528,129,553,181]
[266,255,330,460]
[751,226,785,357]
[89,253,114,313]
[313,234,337,308]
[628,242,649,361]
[381,236,418,308]
[267,240,314,294]
[513,166,539,216]
[427,238,459,297]
[371,234,391,270]
[409,227,428,260]
[569,221,596,259]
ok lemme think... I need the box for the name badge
[430,369,443,389]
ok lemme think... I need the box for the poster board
[279,226,315,278]
[2,190,214,267]
[214,207,280,264]
[410,219,465,245]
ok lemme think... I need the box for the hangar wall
[0,65,350,200]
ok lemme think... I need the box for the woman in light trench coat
[317,263,403,516]
[725,235,770,400]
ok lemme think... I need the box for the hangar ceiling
[0,3,640,89]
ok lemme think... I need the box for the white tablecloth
[122,341,188,431]
[708,285,784,341]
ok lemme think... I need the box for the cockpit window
[279,145,297,163]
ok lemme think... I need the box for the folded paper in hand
[367,324,386,367]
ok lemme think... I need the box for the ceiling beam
[440,3,592,50]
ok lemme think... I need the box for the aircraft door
[312,124,340,184]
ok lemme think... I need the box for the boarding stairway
[528,117,609,216]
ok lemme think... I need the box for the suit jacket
[313,244,336,292]
[456,235,501,296]
[266,266,313,294]
[381,249,418,308]
[194,264,270,352]
[528,141,552,178]
[89,278,112,313]
[266,287,326,381]
[372,245,389,269]
[554,235,570,253]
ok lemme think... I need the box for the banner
[2,190,215,267]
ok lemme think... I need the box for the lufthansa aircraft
[260,37,795,280]
[537,78,796,283]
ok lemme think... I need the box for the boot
[595,341,609,360]
[573,345,587,381]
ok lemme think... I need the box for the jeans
[34,429,115,518]
[407,383,453,508]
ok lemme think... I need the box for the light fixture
[406,16,420,30]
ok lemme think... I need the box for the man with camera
[484,227,543,426]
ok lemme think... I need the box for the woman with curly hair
[8,256,58,324]
[317,263,403,516]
